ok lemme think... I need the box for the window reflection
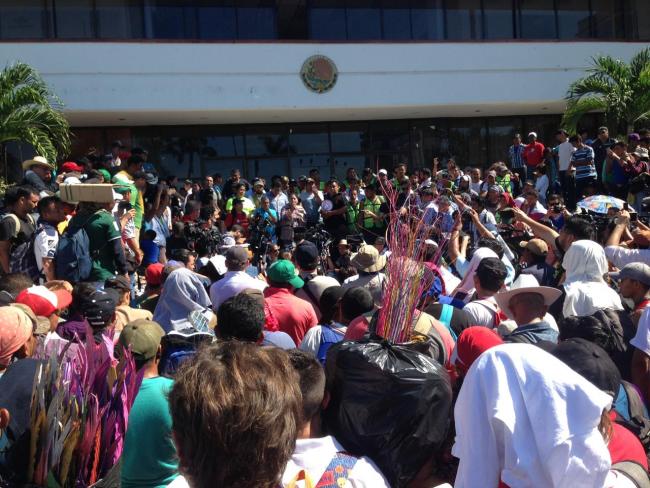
[309,0,346,40]
[487,118,524,164]
[289,125,330,154]
[557,0,591,39]
[381,0,411,40]
[245,128,289,156]
[591,0,624,39]
[291,154,330,179]
[347,0,381,40]
[55,0,94,38]
[96,0,144,38]
[411,0,444,40]
[144,0,194,39]
[197,3,237,39]
[517,0,557,39]
[331,123,368,153]
[446,0,482,40]
[0,0,49,38]
[237,0,277,39]
[483,0,514,39]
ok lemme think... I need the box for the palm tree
[0,62,71,180]
[562,47,650,135]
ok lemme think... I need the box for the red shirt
[263,287,318,345]
[608,410,648,469]
[523,142,545,167]
[343,315,370,340]
[224,212,249,232]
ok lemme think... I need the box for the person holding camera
[252,196,278,243]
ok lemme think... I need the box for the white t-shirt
[535,175,549,204]
[557,141,576,172]
[34,222,59,274]
[463,297,500,328]
[470,180,483,194]
[605,246,650,269]
[630,308,650,356]
[209,271,268,310]
[300,323,347,357]
[281,436,390,488]
[295,273,341,320]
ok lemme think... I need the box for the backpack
[611,461,650,488]
[55,213,99,282]
[473,299,508,328]
[285,451,359,488]
[159,328,215,377]
[614,381,650,468]
[317,325,345,366]
[4,214,39,283]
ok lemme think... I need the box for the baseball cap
[294,241,319,269]
[628,133,641,142]
[15,286,72,317]
[528,132,537,138]
[105,275,132,293]
[378,169,388,176]
[298,175,307,182]
[83,289,119,328]
[118,319,165,363]
[609,262,650,287]
[519,238,548,257]
[598,126,609,133]
[225,246,249,265]
[487,170,497,178]
[267,260,304,289]
[145,263,165,287]
[550,337,620,396]
[113,184,132,195]
[60,161,83,173]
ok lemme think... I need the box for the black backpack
[3,214,40,283]
[614,380,650,469]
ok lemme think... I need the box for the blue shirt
[509,144,526,169]
[571,146,597,180]
[253,208,278,238]
[504,321,558,344]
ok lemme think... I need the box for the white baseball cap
[378,169,388,175]
[528,132,537,138]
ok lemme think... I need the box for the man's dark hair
[420,167,432,178]
[612,141,627,149]
[0,272,33,303]
[69,282,96,316]
[234,183,246,192]
[420,188,434,198]
[563,216,595,241]
[169,342,301,488]
[288,349,326,426]
[199,205,217,221]
[341,288,374,321]
[525,189,539,198]
[37,195,61,215]
[184,200,201,215]
[476,238,504,259]
[217,293,264,342]
[126,155,144,168]
[4,185,37,207]
[475,257,507,292]
[365,183,377,193]
[569,135,582,143]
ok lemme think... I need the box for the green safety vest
[362,196,385,229]
[346,201,360,232]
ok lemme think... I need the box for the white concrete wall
[0,41,648,126]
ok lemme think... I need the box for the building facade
[1,1,649,179]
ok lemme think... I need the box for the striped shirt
[571,145,597,180]
[509,144,526,169]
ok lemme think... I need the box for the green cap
[267,259,304,289]
[98,169,111,182]
[118,319,165,362]
[113,184,132,195]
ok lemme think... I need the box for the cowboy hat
[351,244,386,273]
[494,274,561,320]
[22,156,54,171]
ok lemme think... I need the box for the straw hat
[22,156,54,171]
[494,274,561,320]
[351,244,386,273]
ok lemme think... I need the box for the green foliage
[0,62,71,164]
[562,48,650,133]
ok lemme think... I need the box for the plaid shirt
[509,144,526,169]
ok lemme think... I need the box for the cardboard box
[59,184,116,203]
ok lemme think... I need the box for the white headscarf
[452,247,499,303]
[453,344,612,488]
[153,267,211,332]
[561,240,623,317]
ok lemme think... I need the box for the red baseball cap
[145,263,165,287]
[15,286,73,317]
[60,161,83,173]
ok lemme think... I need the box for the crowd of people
[0,124,649,487]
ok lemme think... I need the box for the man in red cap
[137,263,165,314]
[15,285,72,332]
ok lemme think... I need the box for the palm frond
[562,97,608,133]
[629,47,650,79]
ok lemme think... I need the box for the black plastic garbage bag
[323,337,452,488]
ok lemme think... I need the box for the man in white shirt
[283,350,390,488]
[556,129,576,207]
[469,167,483,195]
[209,246,267,310]
[34,196,66,283]
[463,257,508,328]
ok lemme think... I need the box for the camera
[552,205,564,213]
[498,208,515,225]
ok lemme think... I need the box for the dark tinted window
[483,0,514,39]
[331,123,368,153]
[96,0,144,39]
[55,0,94,38]
[144,1,195,39]
[517,0,557,39]
[289,125,330,154]
[196,4,237,39]
[381,0,411,40]
[309,0,347,40]
[411,0,444,40]
[245,127,289,156]
[0,1,49,39]
[370,121,409,152]
[591,0,624,39]
[346,0,381,40]
[557,0,591,39]
[487,118,524,164]
[237,0,277,39]
[446,0,482,40]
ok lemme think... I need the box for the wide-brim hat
[494,274,561,320]
[22,156,54,171]
[351,244,386,273]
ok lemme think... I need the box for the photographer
[543,194,571,230]
[252,196,278,242]
[453,194,497,245]
[605,209,650,268]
